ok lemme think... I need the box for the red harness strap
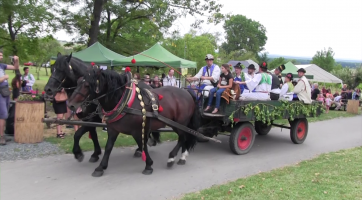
[102,82,136,124]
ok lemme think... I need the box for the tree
[268,57,287,70]
[256,52,269,64]
[28,36,64,78]
[332,66,362,89]
[162,30,219,71]
[0,0,56,57]
[311,47,336,72]
[221,14,267,55]
[58,0,224,49]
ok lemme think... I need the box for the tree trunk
[87,0,105,47]
[7,14,18,55]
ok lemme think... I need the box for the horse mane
[85,68,128,103]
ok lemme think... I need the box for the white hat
[205,54,214,60]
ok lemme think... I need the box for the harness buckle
[152,104,159,111]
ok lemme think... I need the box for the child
[204,64,233,114]
[325,94,331,113]
[317,93,324,105]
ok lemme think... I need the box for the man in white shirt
[293,68,312,104]
[186,54,220,98]
[239,62,272,100]
[163,69,177,87]
[22,67,35,92]
[333,95,343,110]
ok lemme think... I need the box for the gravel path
[0,135,64,162]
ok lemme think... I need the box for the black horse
[67,68,198,177]
[44,53,160,163]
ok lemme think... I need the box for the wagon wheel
[229,122,255,155]
[254,121,272,135]
[289,118,308,144]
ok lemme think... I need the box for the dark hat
[297,68,306,73]
[285,73,293,80]
[277,64,285,71]
[247,64,256,70]
[260,62,268,69]
[234,62,243,69]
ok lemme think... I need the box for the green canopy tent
[272,61,314,79]
[72,42,126,66]
[114,43,197,68]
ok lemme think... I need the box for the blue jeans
[207,88,225,109]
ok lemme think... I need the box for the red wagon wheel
[229,122,255,155]
[290,118,308,144]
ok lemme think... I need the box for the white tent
[295,64,343,84]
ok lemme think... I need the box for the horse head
[68,67,128,113]
[44,52,88,98]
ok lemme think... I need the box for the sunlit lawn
[181,147,362,200]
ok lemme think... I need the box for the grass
[181,147,362,200]
[8,66,49,92]
[44,127,179,153]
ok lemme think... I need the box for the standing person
[186,54,220,98]
[150,76,162,88]
[163,69,177,87]
[352,88,360,100]
[325,94,332,113]
[0,51,19,145]
[21,67,35,92]
[293,68,312,104]
[204,64,233,114]
[11,73,22,100]
[311,83,320,100]
[133,73,141,80]
[142,75,151,85]
[52,89,68,138]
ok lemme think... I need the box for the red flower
[42,91,45,95]
[125,67,131,72]
[131,58,136,64]
[263,62,266,67]
[91,62,95,66]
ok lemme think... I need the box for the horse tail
[184,106,201,151]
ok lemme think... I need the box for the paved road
[1,116,362,200]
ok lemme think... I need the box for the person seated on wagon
[279,73,294,101]
[186,54,220,99]
[235,64,257,94]
[293,68,312,104]
[238,62,272,101]
[268,64,285,100]
[274,64,285,88]
[204,64,233,114]
[232,62,245,94]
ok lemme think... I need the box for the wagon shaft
[42,118,107,127]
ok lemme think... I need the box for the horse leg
[177,145,188,165]
[92,129,119,177]
[73,125,88,162]
[89,127,102,163]
[177,131,197,166]
[167,131,184,168]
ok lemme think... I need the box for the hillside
[269,54,362,68]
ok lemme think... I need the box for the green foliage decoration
[228,101,324,125]
[17,94,43,102]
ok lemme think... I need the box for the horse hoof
[177,159,186,165]
[142,169,153,175]
[147,138,157,147]
[167,161,174,168]
[92,170,104,177]
[75,153,84,162]
[89,156,99,163]
[134,151,142,158]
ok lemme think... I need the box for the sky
[54,0,362,61]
